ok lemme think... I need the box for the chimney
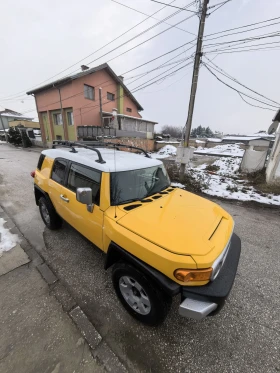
[118,76,124,82]
[81,65,89,71]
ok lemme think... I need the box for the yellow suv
[33,141,241,326]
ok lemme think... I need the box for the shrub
[205,164,220,172]
[165,162,209,193]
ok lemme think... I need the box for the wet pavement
[0,143,279,373]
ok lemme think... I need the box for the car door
[48,158,68,217]
[58,161,104,250]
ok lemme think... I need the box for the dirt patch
[245,169,280,195]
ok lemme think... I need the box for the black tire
[39,196,62,230]
[112,262,172,326]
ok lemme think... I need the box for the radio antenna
[114,145,117,219]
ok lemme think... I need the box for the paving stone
[70,306,102,350]
[0,244,30,276]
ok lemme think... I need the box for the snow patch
[0,218,19,254]
[150,145,178,159]
[195,144,244,157]
[190,157,280,206]
[171,182,185,189]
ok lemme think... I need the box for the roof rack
[78,141,151,158]
[52,141,106,164]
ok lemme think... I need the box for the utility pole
[99,88,104,141]
[0,114,8,143]
[179,0,209,180]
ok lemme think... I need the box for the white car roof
[42,147,163,172]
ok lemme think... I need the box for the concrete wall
[120,117,155,133]
[240,149,267,173]
[105,137,154,152]
[266,129,280,183]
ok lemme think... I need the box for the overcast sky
[0,0,279,134]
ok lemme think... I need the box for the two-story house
[27,63,157,146]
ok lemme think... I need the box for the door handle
[60,194,69,203]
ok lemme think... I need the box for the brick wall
[104,137,154,152]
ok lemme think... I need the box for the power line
[0,0,194,101]
[130,59,193,91]
[204,15,280,38]
[204,24,280,42]
[112,0,197,35]
[150,0,198,13]
[4,13,197,108]
[72,60,193,119]
[87,14,196,67]
[203,57,280,105]
[205,45,280,54]
[208,0,232,15]
[237,92,275,111]
[203,31,280,52]
[19,45,197,115]
[205,39,280,54]
[203,63,279,108]
[126,45,194,83]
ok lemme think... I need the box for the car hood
[116,189,233,256]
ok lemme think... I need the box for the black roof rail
[77,141,151,158]
[52,141,106,164]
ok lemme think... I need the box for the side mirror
[76,187,94,212]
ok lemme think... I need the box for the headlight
[174,268,213,283]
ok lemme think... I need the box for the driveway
[0,144,279,373]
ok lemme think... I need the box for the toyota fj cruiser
[33,141,241,326]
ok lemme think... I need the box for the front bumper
[179,233,241,320]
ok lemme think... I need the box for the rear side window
[37,154,46,170]
[67,163,101,205]
[51,159,67,185]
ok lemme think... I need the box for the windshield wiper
[144,184,170,198]
[118,198,141,205]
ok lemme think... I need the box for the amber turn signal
[174,268,213,283]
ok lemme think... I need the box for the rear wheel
[39,196,62,230]
[112,262,171,326]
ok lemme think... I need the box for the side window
[37,154,46,170]
[51,159,67,184]
[67,163,101,205]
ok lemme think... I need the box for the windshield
[110,165,171,205]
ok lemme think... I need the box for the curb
[0,205,127,373]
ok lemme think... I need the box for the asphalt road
[0,144,279,373]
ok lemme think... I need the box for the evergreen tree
[190,125,216,138]
[8,127,22,146]
[190,128,197,137]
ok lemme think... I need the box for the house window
[107,92,115,101]
[126,108,132,113]
[84,84,95,100]
[67,111,74,126]
[53,113,63,125]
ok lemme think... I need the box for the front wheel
[112,262,171,326]
[39,196,62,230]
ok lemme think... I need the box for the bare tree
[161,125,183,138]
